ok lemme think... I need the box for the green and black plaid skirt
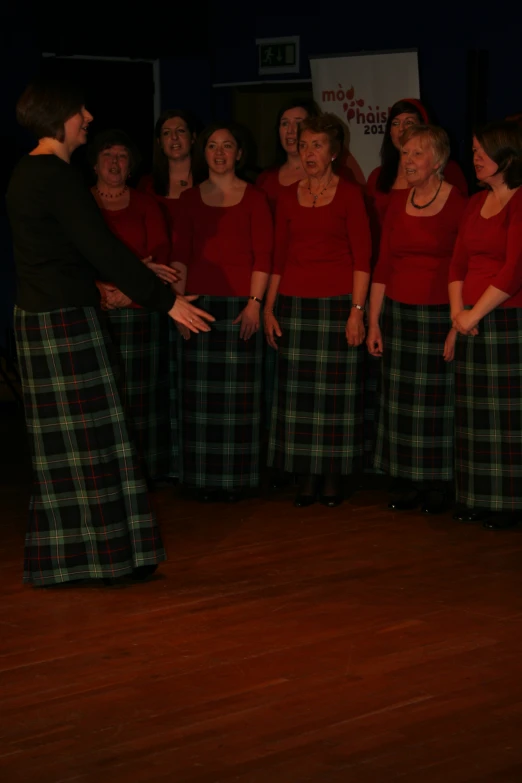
[14,306,166,586]
[105,308,170,480]
[455,306,522,511]
[373,299,454,482]
[168,320,182,477]
[268,294,364,475]
[179,296,264,489]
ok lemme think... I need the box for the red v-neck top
[449,188,522,307]
[272,177,371,297]
[173,184,273,296]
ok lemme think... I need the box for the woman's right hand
[264,311,282,350]
[169,294,215,333]
[366,324,383,357]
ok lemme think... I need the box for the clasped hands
[451,309,479,336]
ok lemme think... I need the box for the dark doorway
[39,56,156,184]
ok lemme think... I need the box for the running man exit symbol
[257,37,300,75]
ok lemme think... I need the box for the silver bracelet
[352,303,365,311]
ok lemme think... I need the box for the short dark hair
[152,109,202,196]
[474,120,522,189]
[16,76,85,142]
[297,113,344,173]
[87,129,141,175]
[192,122,245,181]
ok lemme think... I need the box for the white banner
[310,51,420,183]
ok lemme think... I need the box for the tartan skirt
[267,294,364,475]
[454,307,522,511]
[14,306,166,586]
[168,319,181,477]
[105,308,170,480]
[179,296,263,489]
[373,299,454,482]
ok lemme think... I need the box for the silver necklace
[307,176,332,207]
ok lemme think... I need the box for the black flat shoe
[388,490,422,511]
[129,565,158,581]
[483,514,521,531]
[294,493,317,508]
[197,489,221,503]
[102,577,126,587]
[452,508,492,523]
[319,494,344,508]
[420,490,447,515]
[269,472,291,490]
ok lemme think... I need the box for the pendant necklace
[410,179,442,210]
[308,175,332,207]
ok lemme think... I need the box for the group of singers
[7,77,522,586]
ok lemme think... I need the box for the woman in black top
[6,77,214,587]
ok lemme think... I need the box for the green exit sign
[257,36,300,75]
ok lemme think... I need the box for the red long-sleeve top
[449,188,522,308]
[137,173,184,238]
[99,189,171,309]
[173,184,273,296]
[367,160,468,227]
[273,178,371,297]
[373,187,467,305]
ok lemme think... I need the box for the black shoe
[102,576,126,587]
[197,488,221,503]
[294,474,320,507]
[294,493,317,508]
[483,513,521,531]
[129,565,158,581]
[420,490,447,515]
[452,508,492,523]
[269,471,291,490]
[388,490,422,511]
[319,494,344,508]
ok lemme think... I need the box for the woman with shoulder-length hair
[6,76,213,587]
[450,120,522,529]
[89,128,173,486]
[265,113,371,507]
[367,124,467,513]
[138,108,200,232]
[173,122,273,502]
[367,98,468,228]
[257,98,322,212]
[138,109,201,481]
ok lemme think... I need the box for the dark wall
[208,11,522,171]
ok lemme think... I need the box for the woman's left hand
[345,310,366,347]
[141,256,180,285]
[443,327,457,362]
[453,310,479,336]
[233,301,260,340]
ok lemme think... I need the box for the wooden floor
[2,403,522,782]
